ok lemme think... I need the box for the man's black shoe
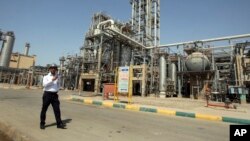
[57,124,66,129]
[40,124,45,129]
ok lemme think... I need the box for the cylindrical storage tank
[169,63,177,83]
[24,42,30,56]
[159,56,166,98]
[0,31,15,67]
[185,52,210,71]
[59,56,65,71]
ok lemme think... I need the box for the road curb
[71,95,250,124]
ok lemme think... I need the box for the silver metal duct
[24,42,30,56]
[106,27,146,48]
[0,31,15,67]
[170,63,177,84]
[147,33,250,49]
[159,55,166,98]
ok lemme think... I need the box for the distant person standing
[40,63,65,129]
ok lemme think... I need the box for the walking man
[40,63,65,129]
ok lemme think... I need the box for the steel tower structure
[131,0,160,46]
[131,0,160,93]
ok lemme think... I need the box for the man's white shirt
[43,72,60,92]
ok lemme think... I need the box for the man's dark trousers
[40,91,62,125]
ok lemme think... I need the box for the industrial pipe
[97,19,115,29]
[105,27,146,48]
[159,55,166,98]
[97,19,146,49]
[147,33,250,49]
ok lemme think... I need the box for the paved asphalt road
[0,88,230,141]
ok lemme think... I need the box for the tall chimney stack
[24,42,30,56]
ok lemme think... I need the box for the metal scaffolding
[1,1,250,103]
[131,0,160,93]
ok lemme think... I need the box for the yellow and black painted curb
[71,95,250,125]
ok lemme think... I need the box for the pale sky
[1,0,249,66]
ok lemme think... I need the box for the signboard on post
[118,66,130,93]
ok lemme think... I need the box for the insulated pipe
[97,19,114,29]
[138,0,141,39]
[99,20,146,49]
[158,0,161,46]
[95,35,103,94]
[210,45,233,50]
[159,55,166,98]
[170,63,177,84]
[146,33,250,49]
[106,27,146,48]
[154,0,157,47]
[146,0,149,36]
[131,0,134,29]
[177,55,182,97]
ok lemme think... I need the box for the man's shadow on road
[45,119,72,128]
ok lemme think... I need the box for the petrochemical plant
[1,0,250,104]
